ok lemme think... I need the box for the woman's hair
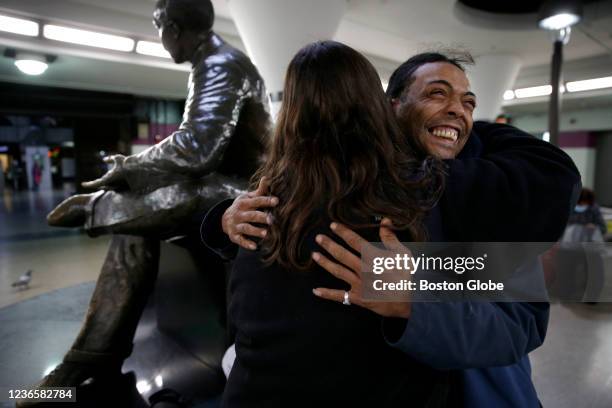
[253,40,444,270]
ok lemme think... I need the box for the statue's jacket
[87,33,271,235]
[122,33,272,194]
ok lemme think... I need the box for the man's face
[392,62,476,159]
[153,8,184,63]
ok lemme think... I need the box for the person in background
[567,187,607,236]
[0,162,5,193]
[495,113,512,125]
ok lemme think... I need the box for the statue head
[153,0,215,63]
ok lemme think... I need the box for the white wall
[563,147,597,188]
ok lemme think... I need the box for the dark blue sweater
[380,122,580,408]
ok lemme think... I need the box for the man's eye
[465,100,476,109]
[430,89,445,96]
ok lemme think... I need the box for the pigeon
[12,270,32,290]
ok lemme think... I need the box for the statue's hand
[222,177,278,250]
[81,154,128,190]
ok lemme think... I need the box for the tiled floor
[0,188,110,308]
[531,303,612,408]
[1,188,612,407]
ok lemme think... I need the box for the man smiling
[391,61,475,159]
[202,51,580,407]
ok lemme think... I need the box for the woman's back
[223,223,454,407]
[221,40,448,407]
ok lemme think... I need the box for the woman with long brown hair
[223,40,447,407]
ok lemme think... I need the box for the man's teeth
[431,128,458,141]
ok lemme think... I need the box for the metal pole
[549,38,563,146]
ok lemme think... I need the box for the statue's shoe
[47,194,93,227]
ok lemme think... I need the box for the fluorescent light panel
[43,24,134,52]
[566,76,612,92]
[507,76,612,100]
[136,41,171,58]
[0,14,39,36]
[514,85,552,99]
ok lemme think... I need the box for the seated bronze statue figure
[18,0,271,406]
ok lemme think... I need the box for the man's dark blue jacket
[381,122,580,408]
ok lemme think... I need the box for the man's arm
[312,223,549,370]
[442,122,581,242]
[200,177,277,259]
[382,301,548,370]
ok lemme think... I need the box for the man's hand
[312,220,412,319]
[82,155,128,190]
[222,176,279,250]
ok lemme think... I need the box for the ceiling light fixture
[514,85,553,99]
[15,57,47,75]
[43,24,134,52]
[539,12,581,30]
[538,0,582,146]
[4,49,57,76]
[15,52,49,76]
[538,1,582,31]
[135,41,171,58]
[566,76,612,93]
[0,14,39,37]
[503,90,515,101]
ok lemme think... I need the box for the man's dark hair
[386,51,474,99]
[155,0,214,32]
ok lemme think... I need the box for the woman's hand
[312,220,412,319]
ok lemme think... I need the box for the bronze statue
[18,0,271,405]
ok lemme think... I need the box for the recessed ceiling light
[14,53,48,76]
[538,12,581,30]
[538,0,582,30]
[503,90,515,100]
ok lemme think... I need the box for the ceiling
[0,0,611,106]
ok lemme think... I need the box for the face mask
[574,205,588,213]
